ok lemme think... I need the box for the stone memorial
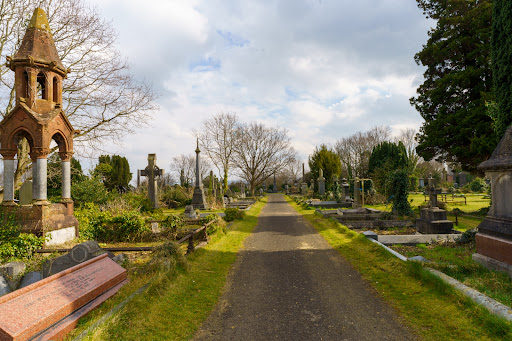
[0,254,127,341]
[418,178,425,188]
[18,180,32,205]
[341,178,351,203]
[0,8,78,245]
[473,126,512,275]
[191,139,208,209]
[184,205,197,219]
[318,169,326,195]
[301,163,308,195]
[139,154,163,209]
[42,241,111,277]
[0,262,26,291]
[416,176,453,234]
[352,179,361,208]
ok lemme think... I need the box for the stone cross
[140,154,163,209]
[425,176,441,208]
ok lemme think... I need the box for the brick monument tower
[0,8,78,245]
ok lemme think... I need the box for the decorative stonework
[473,126,512,276]
[0,8,78,244]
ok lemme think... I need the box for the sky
[86,0,433,181]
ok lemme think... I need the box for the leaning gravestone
[42,241,112,277]
[18,180,32,205]
[184,205,197,219]
[416,176,453,234]
[0,254,127,341]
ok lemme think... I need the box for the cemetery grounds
[287,194,512,340]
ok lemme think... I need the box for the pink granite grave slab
[0,253,127,341]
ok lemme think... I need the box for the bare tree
[334,125,391,178]
[232,122,296,195]
[170,153,210,187]
[0,0,157,190]
[394,128,420,174]
[194,112,240,192]
[282,159,303,184]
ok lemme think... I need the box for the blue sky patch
[217,30,250,47]
[189,56,221,72]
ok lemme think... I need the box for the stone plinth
[416,207,453,234]
[191,187,208,209]
[0,254,126,341]
[4,203,78,246]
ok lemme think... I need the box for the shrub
[161,214,185,232]
[0,209,44,262]
[223,208,245,222]
[72,175,111,207]
[469,177,486,193]
[161,186,190,208]
[79,208,150,242]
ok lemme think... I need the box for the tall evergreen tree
[308,145,342,189]
[94,154,132,192]
[492,0,512,137]
[368,141,408,175]
[411,0,495,173]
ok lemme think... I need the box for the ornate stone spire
[9,8,66,76]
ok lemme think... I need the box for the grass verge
[67,197,267,341]
[286,196,512,341]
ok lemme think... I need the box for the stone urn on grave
[473,126,512,276]
[415,176,453,234]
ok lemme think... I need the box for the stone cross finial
[425,175,441,208]
[319,169,323,178]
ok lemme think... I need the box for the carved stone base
[3,203,79,245]
[191,186,208,209]
[416,207,454,234]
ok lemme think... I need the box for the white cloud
[82,0,431,178]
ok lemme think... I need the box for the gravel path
[193,194,417,340]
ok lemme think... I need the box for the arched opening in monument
[22,71,29,99]
[36,72,46,100]
[13,129,34,156]
[53,76,59,103]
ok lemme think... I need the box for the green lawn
[365,192,490,214]
[69,197,267,341]
[287,196,512,341]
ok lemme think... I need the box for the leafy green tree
[308,144,342,190]
[368,141,408,195]
[411,0,495,173]
[368,141,408,175]
[94,155,132,192]
[492,0,512,137]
